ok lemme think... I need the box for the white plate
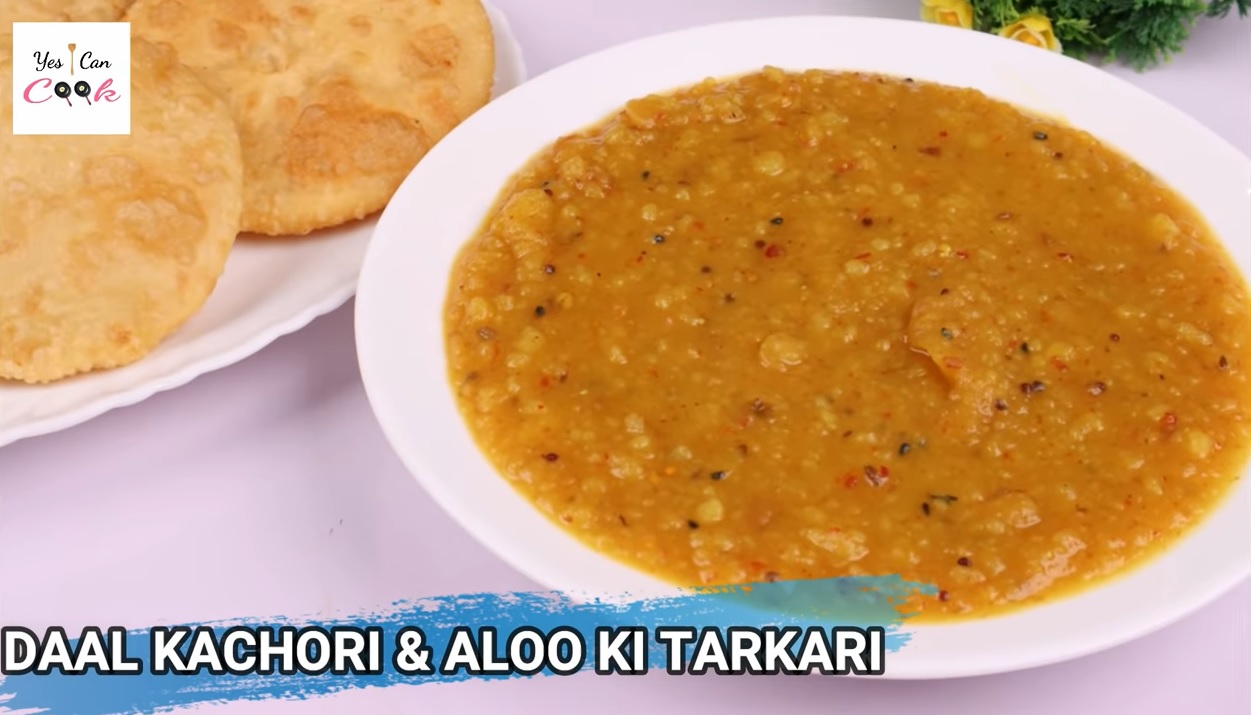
[355,16,1251,679]
[0,1,527,450]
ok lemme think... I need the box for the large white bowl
[355,15,1251,679]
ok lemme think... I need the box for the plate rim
[356,13,1251,679]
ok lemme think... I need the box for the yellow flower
[997,12,1063,52]
[920,0,975,29]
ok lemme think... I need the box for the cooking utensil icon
[54,81,73,107]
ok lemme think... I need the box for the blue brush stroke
[0,575,933,715]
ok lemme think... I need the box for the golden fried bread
[0,34,244,383]
[1,0,134,24]
[125,0,496,236]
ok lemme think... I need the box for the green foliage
[965,0,1248,69]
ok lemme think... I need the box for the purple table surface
[1,1,1248,713]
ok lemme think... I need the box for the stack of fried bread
[1,0,495,383]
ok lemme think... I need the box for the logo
[10,22,131,135]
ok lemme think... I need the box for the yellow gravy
[443,68,1251,620]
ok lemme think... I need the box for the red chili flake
[540,376,551,388]
[694,221,705,231]
[542,453,559,462]
[943,356,964,369]
[955,250,970,259]
[1050,357,1069,372]
[938,590,950,602]
[1057,252,1073,262]
[855,252,872,261]
[764,244,785,258]
[956,557,971,567]
[1160,412,1179,434]
[939,130,949,138]
[861,217,874,227]
[878,466,891,477]
[920,146,942,156]
[843,473,858,489]
[1219,355,1229,369]
[754,240,767,249]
